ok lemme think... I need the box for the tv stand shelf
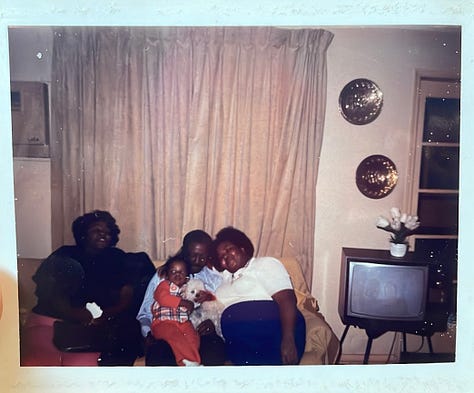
[337,247,452,364]
[337,324,437,364]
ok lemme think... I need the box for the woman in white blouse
[214,226,306,365]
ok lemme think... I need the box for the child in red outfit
[151,254,201,366]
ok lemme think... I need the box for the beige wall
[13,158,52,259]
[9,26,461,358]
[8,27,52,83]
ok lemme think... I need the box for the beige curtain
[50,27,333,284]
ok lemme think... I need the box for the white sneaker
[182,359,201,367]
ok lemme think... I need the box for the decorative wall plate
[339,79,383,125]
[356,155,398,199]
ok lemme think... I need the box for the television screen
[347,261,428,321]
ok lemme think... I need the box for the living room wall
[315,26,460,359]
[8,26,461,360]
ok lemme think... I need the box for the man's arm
[136,273,160,337]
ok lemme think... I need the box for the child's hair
[158,253,191,279]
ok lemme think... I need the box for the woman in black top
[21,210,155,366]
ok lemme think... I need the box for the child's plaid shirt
[152,280,189,323]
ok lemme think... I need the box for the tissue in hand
[86,302,103,318]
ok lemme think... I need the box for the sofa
[17,256,339,365]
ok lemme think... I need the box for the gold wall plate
[356,155,398,199]
[339,79,383,125]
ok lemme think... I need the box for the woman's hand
[89,313,110,326]
[280,335,299,365]
[196,319,216,336]
[77,308,94,325]
[272,289,300,365]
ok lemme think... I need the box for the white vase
[390,243,407,257]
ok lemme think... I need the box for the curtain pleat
[50,26,333,286]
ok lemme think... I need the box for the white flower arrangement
[376,207,420,244]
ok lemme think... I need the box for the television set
[338,247,453,363]
[338,248,432,337]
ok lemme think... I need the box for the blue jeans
[221,300,306,365]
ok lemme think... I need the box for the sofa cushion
[278,257,338,364]
[278,257,319,314]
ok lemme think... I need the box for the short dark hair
[71,210,120,248]
[213,226,254,259]
[182,230,212,251]
[158,253,191,279]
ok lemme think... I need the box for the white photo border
[1,1,473,392]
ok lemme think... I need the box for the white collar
[230,257,254,282]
